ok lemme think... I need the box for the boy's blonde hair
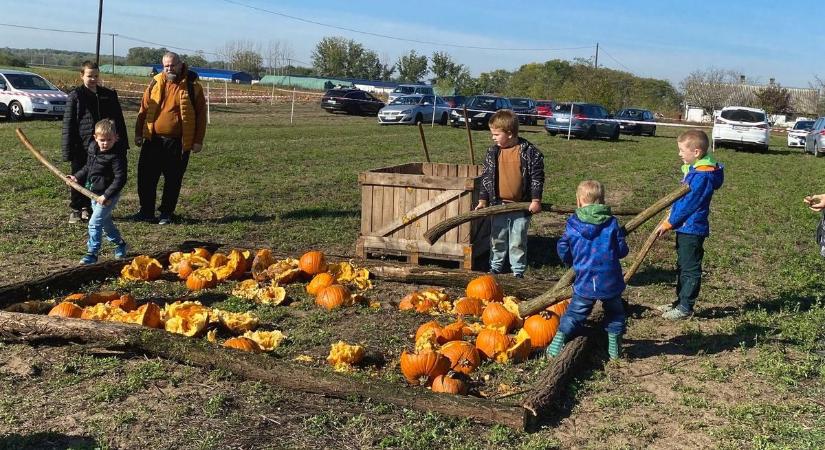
[488,109,519,135]
[577,180,605,204]
[677,129,709,155]
[94,119,117,137]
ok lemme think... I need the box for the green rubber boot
[546,332,567,358]
[608,333,622,360]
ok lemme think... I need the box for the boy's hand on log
[96,195,109,206]
[66,175,77,183]
[655,223,670,237]
[804,194,825,212]
[529,199,542,214]
[475,200,488,210]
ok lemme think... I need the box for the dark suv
[508,97,538,125]
[320,89,385,116]
[616,108,656,136]
[450,95,512,129]
[544,102,619,140]
[443,95,467,108]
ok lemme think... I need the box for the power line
[221,0,594,52]
[598,46,633,73]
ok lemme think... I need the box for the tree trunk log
[423,203,643,245]
[518,185,690,317]
[0,312,528,430]
[523,306,605,425]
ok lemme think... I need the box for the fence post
[224,80,228,106]
[290,87,296,125]
[206,82,211,125]
[270,82,275,106]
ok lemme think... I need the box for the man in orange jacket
[133,51,207,225]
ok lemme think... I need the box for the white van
[0,69,68,121]
[388,84,434,103]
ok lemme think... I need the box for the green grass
[1,97,824,448]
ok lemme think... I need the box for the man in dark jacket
[61,61,128,223]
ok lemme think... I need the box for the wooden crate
[356,162,490,269]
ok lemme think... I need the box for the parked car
[804,117,825,156]
[0,102,7,120]
[616,108,657,136]
[450,95,512,129]
[378,94,451,125]
[788,120,814,148]
[443,95,467,109]
[712,106,770,151]
[544,102,619,140]
[388,84,434,103]
[0,69,68,121]
[535,100,555,120]
[320,89,385,116]
[508,97,538,125]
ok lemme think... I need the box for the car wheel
[440,113,448,125]
[585,126,596,140]
[8,101,24,122]
[610,126,620,141]
[649,127,656,137]
[548,131,558,136]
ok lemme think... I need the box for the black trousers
[676,233,705,312]
[69,155,91,211]
[137,136,190,217]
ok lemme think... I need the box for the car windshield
[393,86,416,94]
[510,99,530,107]
[554,103,581,114]
[390,96,421,105]
[793,121,814,130]
[618,109,643,118]
[325,89,350,98]
[4,74,56,90]
[720,109,766,123]
[467,97,497,111]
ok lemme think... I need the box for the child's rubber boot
[114,240,129,259]
[80,253,98,265]
[546,332,567,358]
[608,333,622,360]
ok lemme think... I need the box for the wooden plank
[361,185,373,234]
[422,162,433,176]
[458,192,472,244]
[392,186,404,239]
[360,172,474,191]
[445,194,459,243]
[371,186,384,235]
[403,186,416,240]
[382,185,394,237]
[360,236,467,258]
[372,190,463,237]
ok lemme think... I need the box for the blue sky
[2,0,823,88]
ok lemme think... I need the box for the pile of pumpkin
[47,292,284,353]
[398,275,570,395]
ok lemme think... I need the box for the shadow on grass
[0,432,99,450]
[527,235,562,269]
[626,321,773,358]
[280,208,359,220]
[626,267,676,286]
[742,290,822,313]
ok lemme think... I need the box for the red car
[536,100,555,120]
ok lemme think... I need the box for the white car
[788,120,814,148]
[0,69,68,121]
[387,84,434,104]
[804,117,825,156]
[712,106,770,151]
[378,94,451,125]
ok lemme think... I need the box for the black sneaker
[158,215,173,225]
[513,273,524,279]
[69,210,81,224]
[80,208,91,221]
[131,211,156,223]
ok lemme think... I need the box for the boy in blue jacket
[655,129,724,320]
[547,180,629,360]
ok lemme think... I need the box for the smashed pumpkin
[326,341,365,372]
[48,302,82,318]
[223,336,260,352]
[439,340,481,375]
[243,330,285,352]
[120,256,163,281]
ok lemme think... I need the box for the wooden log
[16,128,98,201]
[523,305,605,425]
[423,203,643,245]
[622,212,670,282]
[366,263,558,299]
[518,184,690,317]
[417,122,431,163]
[0,312,528,429]
[0,241,220,307]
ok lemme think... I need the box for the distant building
[149,65,254,84]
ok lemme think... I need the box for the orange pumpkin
[186,268,218,290]
[503,335,532,363]
[125,302,162,328]
[431,373,468,395]
[548,298,571,317]
[398,292,435,313]
[475,329,511,360]
[466,275,504,302]
[227,249,250,279]
[439,320,465,343]
[523,312,561,349]
[192,247,212,260]
[315,284,351,310]
[306,272,336,296]
[439,340,481,375]
[481,303,517,332]
[223,336,260,352]
[299,250,328,276]
[209,252,228,268]
[453,297,484,317]
[48,302,82,318]
[414,321,443,343]
[399,350,450,386]
[251,249,276,281]
[64,293,88,304]
[88,290,121,304]
[108,294,137,312]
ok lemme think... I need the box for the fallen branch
[424,203,643,245]
[0,312,528,429]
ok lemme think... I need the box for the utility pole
[111,33,116,72]
[95,0,104,65]
[594,42,599,69]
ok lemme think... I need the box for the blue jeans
[87,194,123,255]
[489,211,530,275]
[558,294,626,336]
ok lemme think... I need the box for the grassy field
[0,95,823,449]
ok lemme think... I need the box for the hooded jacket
[557,204,629,299]
[61,84,129,161]
[664,155,725,236]
[478,137,545,205]
[73,140,128,200]
[135,64,207,151]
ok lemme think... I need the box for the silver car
[378,94,451,125]
[788,120,814,148]
[805,117,825,156]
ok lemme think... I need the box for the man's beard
[166,72,177,82]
